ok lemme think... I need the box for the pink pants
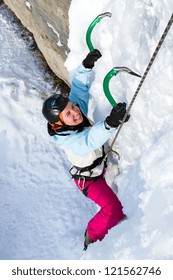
[74,175,125,242]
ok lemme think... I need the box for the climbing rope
[107,12,173,155]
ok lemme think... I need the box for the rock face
[4,0,71,85]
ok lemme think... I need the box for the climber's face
[61,101,83,126]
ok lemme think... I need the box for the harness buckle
[69,166,79,177]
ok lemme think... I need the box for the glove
[82,49,102,69]
[105,103,130,128]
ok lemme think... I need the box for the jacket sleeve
[69,64,93,116]
[53,121,115,157]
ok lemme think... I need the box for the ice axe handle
[103,69,120,107]
[86,12,112,51]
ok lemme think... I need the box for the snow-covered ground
[0,0,173,260]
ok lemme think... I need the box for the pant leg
[86,177,125,242]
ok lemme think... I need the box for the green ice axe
[86,12,112,51]
[86,13,141,106]
[103,67,141,107]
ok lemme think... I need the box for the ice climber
[42,49,128,250]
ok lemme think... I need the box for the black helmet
[42,94,69,123]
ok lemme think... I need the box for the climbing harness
[69,146,107,183]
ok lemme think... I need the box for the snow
[47,22,63,47]
[25,2,32,10]
[0,0,173,260]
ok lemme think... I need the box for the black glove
[82,49,102,69]
[105,103,130,128]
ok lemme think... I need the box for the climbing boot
[83,230,94,251]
